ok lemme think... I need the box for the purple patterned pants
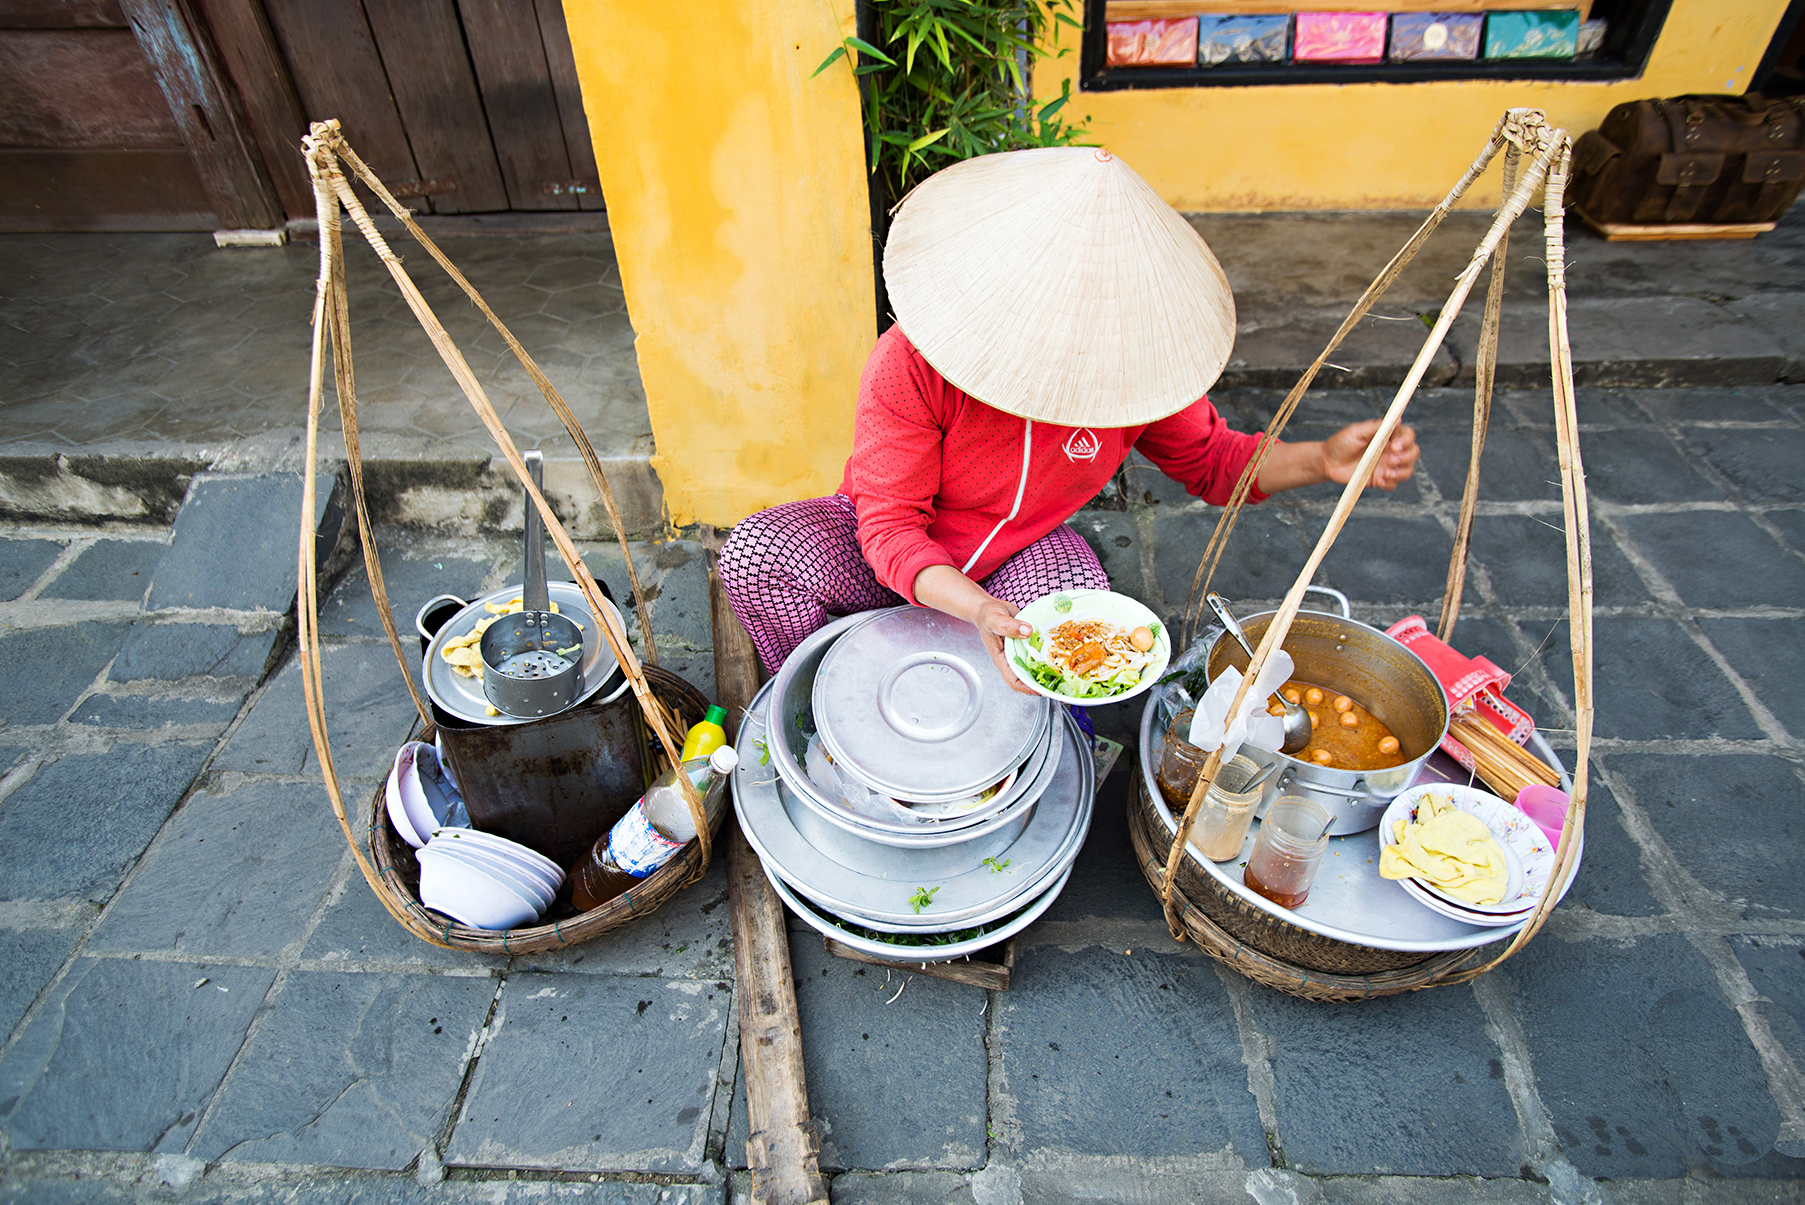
[718,494,1109,675]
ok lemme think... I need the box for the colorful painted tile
[1483,10,1580,60]
[1197,14,1290,65]
[1293,12,1387,64]
[1107,17,1200,67]
[1387,12,1483,62]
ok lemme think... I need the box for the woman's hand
[971,597,1039,696]
[1321,419,1419,491]
[1256,419,1420,494]
[912,565,1039,695]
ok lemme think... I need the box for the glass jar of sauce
[1244,795,1331,909]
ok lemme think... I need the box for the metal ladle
[1206,592,1313,755]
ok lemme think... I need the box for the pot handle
[1274,770,1370,799]
[1303,585,1352,618]
[416,594,468,641]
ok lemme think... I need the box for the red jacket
[840,325,1266,604]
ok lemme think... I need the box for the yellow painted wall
[1039,0,1792,210]
[562,0,874,527]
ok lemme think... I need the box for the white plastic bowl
[428,839,555,912]
[429,827,564,890]
[416,844,540,930]
[386,745,428,848]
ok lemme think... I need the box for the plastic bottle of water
[569,746,737,910]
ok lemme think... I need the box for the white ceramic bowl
[428,840,555,912]
[386,745,428,848]
[416,844,540,929]
[429,827,564,889]
[1379,783,1557,917]
[1004,589,1171,707]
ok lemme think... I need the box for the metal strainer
[480,451,587,718]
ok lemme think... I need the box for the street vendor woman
[719,147,1417,693]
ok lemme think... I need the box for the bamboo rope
[1180,112,1516,649]
[321,128,659,667]
[296,126,711,925]
[1163,112,1567,942]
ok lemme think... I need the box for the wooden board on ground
[1578,213,1776,241]
[824,936,1016,991]
[710,551,829,1205]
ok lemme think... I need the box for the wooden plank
[824,936,1016,991]
[457,0,577,211]
[259,0,422,207]
[190,0,312,221]
[710,557,829,1205]
[1105,0,1588,16]
[534,0,603,211]
[0,29,183,147]
[119,0,280,229]
[0,0,125,28]
[361,0,508,213]
[1579,213,1776,241]
[0,147,213,230]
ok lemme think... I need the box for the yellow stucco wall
[562,0,873,528]
[1041,0,1792,210]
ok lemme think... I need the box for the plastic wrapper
[1387,13,1482,62]
[1197,14,1290,65]
[1106,17,1200,67]
[1482,10,1580,60]
[1293,12,1387,63]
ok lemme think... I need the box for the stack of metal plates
[732,609,1094,962]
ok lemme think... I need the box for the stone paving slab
[0,537,62,600]
[994,947,1266,1166]
[85,780,348,958]
[0,925,83,1040]
[189,969,498,1170]
[111,620,281,683]
[1613,509,1805,611]
[37,537,162,602]
[212,644,423,782]
[301,864,512,974]
[67,693,243,731]
[0,620,132,726]
[1507,933,1801,1180]
[0,957,277,1153]
[1248,983,1523,1177]
[0,741,212,904]
[1722,293,1805,384]
[444,972,731,1174]
[789,938,988,1172]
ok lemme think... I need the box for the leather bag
[1570,94,1805,225]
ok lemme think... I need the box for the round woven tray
[367,665,715,954]
[1128,774,1487,999]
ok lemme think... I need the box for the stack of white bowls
[733,608,1093,961]
[386,742,566,930]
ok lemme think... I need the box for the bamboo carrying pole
[296,122,710,949]
[1162,110,1593,988]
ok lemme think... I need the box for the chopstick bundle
[1449,713,1560,801]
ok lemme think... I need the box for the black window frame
[1079,0,1674,90]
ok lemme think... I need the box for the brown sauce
[1269,679,1406,771]
[1244,862,1312,908]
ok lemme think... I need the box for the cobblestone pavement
[0,384,1799,1203]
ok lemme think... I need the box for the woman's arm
[1255,418,1420,494]
[912,564,1040,696]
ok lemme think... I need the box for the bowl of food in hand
[1005,589,1170,705]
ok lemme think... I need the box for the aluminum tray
[770,613,1052,844]
[736,697,1093,927]
[1138,694,1581,954]
[768,863,1074,960]
[422,581,627,726]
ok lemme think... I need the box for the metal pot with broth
[1204,594,1447,836]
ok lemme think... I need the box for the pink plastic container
[1514,784,1571,847]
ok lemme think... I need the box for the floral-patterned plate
[1379,783,1580,924]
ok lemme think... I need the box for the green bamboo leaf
[907,127,950,152]
[809,45,847,77]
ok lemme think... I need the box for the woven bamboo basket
[1155,109,1595,997]
[294,121,715,952]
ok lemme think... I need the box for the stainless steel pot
[1203,588,1448,835]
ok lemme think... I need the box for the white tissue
[1187,649,1295,765]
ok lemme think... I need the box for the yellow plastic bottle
[678,705,729,763]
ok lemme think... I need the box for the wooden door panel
[0,147,212,229]
[260,0,423,206]
[193,0,313,220]
[0,29,181,146]
[0,0,127,27]
[360,0,506,213]
[457,0,574,211]
[535,0,602,211]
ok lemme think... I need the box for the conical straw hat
[884,146,1236,428]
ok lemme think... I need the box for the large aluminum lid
[812,606,1050,801]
